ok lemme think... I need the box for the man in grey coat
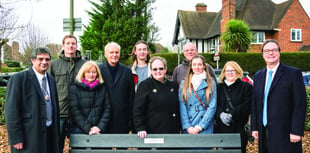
[5,47,60,153]
[172,42,216,85]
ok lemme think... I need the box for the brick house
[172,0,310,53]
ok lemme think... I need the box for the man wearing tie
[5,47,60,153]
[251,39,307,153]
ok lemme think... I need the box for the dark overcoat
[215,78,252,153]
[133,78,181,133]
[99,61,135,133]
[251,63,307,153]
[5,68,60,153]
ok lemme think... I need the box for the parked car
[303,72,310,86]
[213,69,253,85]
[0,72,15,86]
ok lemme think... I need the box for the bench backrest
[69,133,241,153]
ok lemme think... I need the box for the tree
[80,0,155,60]
[18,23,50,66]
[221,19,253,52]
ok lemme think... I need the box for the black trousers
[262,126,269,153]
[46,126,53,153]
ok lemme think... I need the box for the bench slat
[70,149,241,153]
[70,134,241,148]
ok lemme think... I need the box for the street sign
[63,18,82,32]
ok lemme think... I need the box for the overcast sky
[10,0,310,48]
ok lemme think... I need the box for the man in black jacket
[99,42,135,133]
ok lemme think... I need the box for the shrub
[306,86,310,131]
[4,60,21,67]
[0,87,6,125]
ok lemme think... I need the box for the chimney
[221,0,236,33]
[195,3,207,12]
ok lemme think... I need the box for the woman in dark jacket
[214,61,252,153]
[133,56,181,138]
[69,61,111,135]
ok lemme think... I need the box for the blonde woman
[179,55,217,134]
[214,61,252,153]
[69,61,111,135]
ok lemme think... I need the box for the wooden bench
[69,133,241,153]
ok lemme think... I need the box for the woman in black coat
[69,61,111,135]
[214,61,252,153]
[133,56,181,138]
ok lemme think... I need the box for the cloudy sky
[9,0,310,48]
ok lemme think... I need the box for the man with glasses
[5,47,60,153]
[172,42,216,85]
[251,39,306,153]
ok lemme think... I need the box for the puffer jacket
[48,50,85,117]
[69,81,111,134]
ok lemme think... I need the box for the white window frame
[251,32,265,44]
[291,28,302,42]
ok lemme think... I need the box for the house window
[291,29,302,41]
[252,32,265,44]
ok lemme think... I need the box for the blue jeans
[59,117,69,153]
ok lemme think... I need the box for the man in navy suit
[99,42,135,133]
[251,39,307,153]
[5,47,60,153]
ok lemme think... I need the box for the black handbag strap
[223,86,234,110]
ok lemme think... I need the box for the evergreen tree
[80,0,154,60]
[221,19,253,52]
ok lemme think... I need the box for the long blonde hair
[181,55,214,103]
[76,61,104,83]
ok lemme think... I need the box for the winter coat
[251,63,307,153]
[48,50,85,117]
[133,77,181,133]
[179,79,217,134]
[99,61,135,133]
[69,81,111,134]
[129,61,151,92]
[215,78,252,153]
[5,68,60,153]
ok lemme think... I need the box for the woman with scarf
[214,61,252,153]
[69,61,111,135]
[179,55,217,134]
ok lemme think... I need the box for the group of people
[4,36,307,153]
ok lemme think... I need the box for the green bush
[0,87,6,125]
[1,67,24,73]
[306,86,310,131]
[4,60,21,67]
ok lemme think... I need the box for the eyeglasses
[225,70,236,74]
[184,49,196,52]
[152,67,164,71]
[263,48,279,54]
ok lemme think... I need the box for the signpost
[63,18,82,32]
[213,48,220,69]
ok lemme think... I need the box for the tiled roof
[178,10,217,39]
[174,0,294,42]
